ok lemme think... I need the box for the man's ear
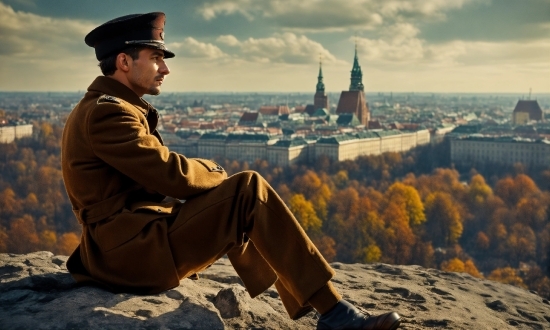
[115,53,131,72]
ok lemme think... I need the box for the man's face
[127,48,170,96]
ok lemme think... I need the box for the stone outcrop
[1,251,549,329]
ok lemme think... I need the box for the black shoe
[316,300,401,330]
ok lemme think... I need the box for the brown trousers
[167,171,335,318]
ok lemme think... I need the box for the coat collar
[88,76,154,116]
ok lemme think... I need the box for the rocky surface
[1,251,549,329]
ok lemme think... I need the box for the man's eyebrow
[151,51,165,57]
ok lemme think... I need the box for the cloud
[168,37,227,59]
[216,35,240,47]
[198,0,255,21]
[356,25,550,69]
[215,33,345,65]
[197,0,477,31]
[0,2,94,58]
[378,0,474,21]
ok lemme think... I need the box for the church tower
[336,43,370,127]
[349,44,364,92]
[314,58,329,111]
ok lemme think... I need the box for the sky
[0,0,549,93]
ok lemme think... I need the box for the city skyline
[1,0,549,94]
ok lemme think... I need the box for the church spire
[349,41,364,92]
[313,53,329,112]
[316,55,325,93]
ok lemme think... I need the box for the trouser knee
[229,170,269,200]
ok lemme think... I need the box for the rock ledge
[1,251,549,329]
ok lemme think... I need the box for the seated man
[61,12,401,330]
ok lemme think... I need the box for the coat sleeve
[86,102,227,199]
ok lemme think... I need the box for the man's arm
[87,102,227,199]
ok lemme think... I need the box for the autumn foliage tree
[424,192,463,247]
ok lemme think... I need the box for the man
[62,12,401,330]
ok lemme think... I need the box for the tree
[468,174,493,205]
[383,182,425,226]
[515,196,548,229]
[475,231,490,250]
[39,230,57,252]
[441,257,482,278]
[488,267,527,288]
[363,244,382,263]
[464,260,483,278]
[329,187,360,223]
[292,170,322,199]
[424,192,463,247]
[0,188,22,218]
[506,223,536,265]
[494,177,516,206]
[289,194,322,232]
[413,168,465,200]
[311,182,332,221]
[495,174,539,207]
[39,122,53,139]
[55,232,80,256]
[311,235,336,262]
[380,202,416,264]
[441,258,464,272]
[7,214,39,253]
[411,241,435,268]
[0,227,8,253]
[333,170,349,189]
[514,174,539,200]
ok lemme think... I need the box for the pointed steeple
[316,56,325,93]
[349,41,364,92]
[313,54,329,112]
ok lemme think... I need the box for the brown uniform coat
[62,76,227,293]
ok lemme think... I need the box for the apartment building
[450,135,550,167]
[0,124,33,144]
[168,128,431,166]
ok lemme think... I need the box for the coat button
[157,208,162,213]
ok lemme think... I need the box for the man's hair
[98,47,142,76]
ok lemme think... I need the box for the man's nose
[160,62,170,75]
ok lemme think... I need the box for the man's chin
[148,88,162,96]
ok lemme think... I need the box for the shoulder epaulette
[97,95,121,104]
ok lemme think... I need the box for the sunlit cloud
[216,33,344,65]
[169,37,227,59]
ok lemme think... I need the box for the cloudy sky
[1,0,549,93]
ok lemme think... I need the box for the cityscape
[2,48,549,168]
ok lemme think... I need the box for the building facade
[168,128,431,167]
[450,135,550,167]
[267,139,310,167]
[512,100,543,125]
[0,124,33,144]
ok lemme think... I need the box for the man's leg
[167,171,337,310]
[167,171,401,329]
